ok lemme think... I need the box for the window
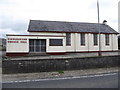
[81,33,85,45]
[105,34,109,45]
[29,39,46,52]
[49,39,63,46]
[29,39,34,52]
[93,34,98,45]
[66,33,71,46]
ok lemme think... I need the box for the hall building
[6,20,119,56]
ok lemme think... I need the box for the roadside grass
[58,71,64,74]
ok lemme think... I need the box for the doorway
[29,39,46,52]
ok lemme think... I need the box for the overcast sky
[0,0,119,38]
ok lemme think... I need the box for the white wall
[7,36,29,53]
[101,34,112,51]
[7,32,118,53]
[88,34,99,51]
[112,34,118,50]
[66,33,118,52]
[66,33,75,52]
[29,32,66,36]
[75,33,89,52]
[7,35,66,53]
[46,37,66,53]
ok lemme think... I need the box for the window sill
[66,45,71,46]
[50,46,63,47]
[94,45,98,46]
[81,45,86,46]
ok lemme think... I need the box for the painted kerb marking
[3,73,118,84]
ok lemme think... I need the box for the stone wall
[2,55,120,74]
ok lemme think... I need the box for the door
[29,39,46,52]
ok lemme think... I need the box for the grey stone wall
[2,55,120,74]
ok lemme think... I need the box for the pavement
[3,51,120,61]
[2,67,119,83]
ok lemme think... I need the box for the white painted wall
[7,36,29,53]
[66,33,118,52]
[29,32,66,36]
[101,34,112,51]
[6,32,118,53]
[7,35,66,53]
[112,34,118,50]
[75,33,89,52]
[66,33,75,52]
[46,37,66,53]
[88,34,99,51]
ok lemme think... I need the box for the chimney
[103,20,107,25]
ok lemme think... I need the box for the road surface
[2,72,118,88]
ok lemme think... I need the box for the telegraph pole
[97,0,102,56]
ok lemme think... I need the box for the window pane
[36,46,40,52]
[49,39,63,46]
[66,33,71,46]
[41,46,46,52]
[105,34,109,45]
[29,39,34,52]
[29,39,34,45]
[81,33,85,45]
[30,46,34,52]
[41,40,46,45]
[41,40,46,52]
[29,39,46,52]
[94,34,98,45]
[36,40,40,45]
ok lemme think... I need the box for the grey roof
[28,20,119,34]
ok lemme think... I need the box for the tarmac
[2,67,119,82]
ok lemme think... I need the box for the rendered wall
[76,33,89,52]
[7,36,29,53]
[101,34,112,51]
[29,32,66,36]
[66,33,75,52]
[88,34,99,51]
[6,32,118,54]
[7,35,66,53]
[112,34,118,50]
[46,37,66,53]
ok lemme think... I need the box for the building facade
[6,20,119,56]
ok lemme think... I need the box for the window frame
[49,39,63,46]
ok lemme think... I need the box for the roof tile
[28,20,118,34]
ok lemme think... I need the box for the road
[2,72,118,88]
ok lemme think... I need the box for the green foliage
[58,71,64,74]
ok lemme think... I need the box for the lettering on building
[8,38,27,43]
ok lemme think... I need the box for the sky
[0,0,119,38]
